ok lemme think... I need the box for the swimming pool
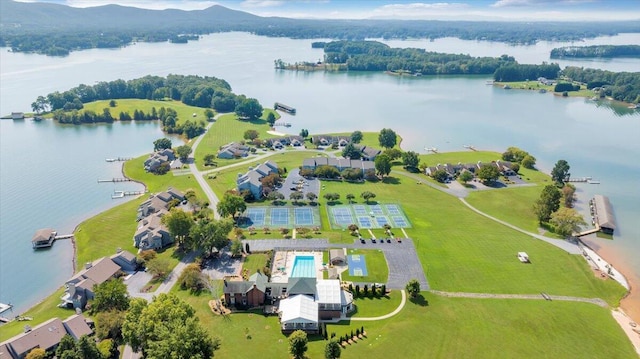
[290,255,316,278]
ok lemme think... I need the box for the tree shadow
[409,294,429,307]
[381,177,400,185]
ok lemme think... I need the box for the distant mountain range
[1,0,639,56]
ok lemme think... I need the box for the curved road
[351,290,407,321]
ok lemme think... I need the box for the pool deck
[271,250,324,283]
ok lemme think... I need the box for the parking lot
[278,168,320,200]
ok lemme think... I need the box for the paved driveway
[124,271,153,300]
[201,250,243,279]
[278,169,320,201]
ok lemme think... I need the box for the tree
[153,138,172,151]
[402,150,419,170]
[267,191,285,204]
[109,99,117,107]
[521,154,536,169]
[230,239,243,257]
[341,143,362,159]
[306,192,317,204]
[175,145,192,162]
[533,185,562,224]
[551,159,571,185]
[31,95,48,114]
[346,193,355,203]
[189,218,233,256]
[146,257,171,280]
[96,309,126,340]
[383,148,402,160]
[432,169,449,183]
[26,348,46,359]
[502,146,529,163]
[290,191,304,203]
[325,339,342,359]
[260,173,281,190]
[406,279,420,298]
[266,112,276,127]
[122,293,218,358]
[217,193,247,221]
[235,97,263,121]
[314,165,341,179]
[378,128,397,149]
[360,191,376,204]
[203,153,217,167]
[323,193,340,204]
[92,279,129,313]
[161,208,194,247]
[477,165,500,183]
[56,335,77,358]
[562,184,577,208]
[76,335,103,359]
[510,163,520,174]
[97,339,116,359]
[289,330,308,359]
[551,207,586,237]
[299,129,309,138]
[459,171,474,184]
[178,263,205,292]
[374,154,392,177]
[243,129,259,140]
[350,130,363,144]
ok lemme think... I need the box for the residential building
[217,142,249,159]
[133,213,172,251]
[236,160,279,199]
[0,315,93,359]
[223,272,268,307]
[310,135,351,147]
[301,157,375,177]
[62,257,122,309]
[137,188,184,220]
[265,136,304,149]
[31,228,56,249]
[110,248,138,272]
[144,149,175,172]
[278,294,319,333]
[356,145,382,161]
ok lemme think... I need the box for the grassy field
[82,99,209,126]
[170,288,636,359]
[341,249,389,284]
[124,155,206,199]
[193,111,279,170]
[242,253,270,275]
[349,290,401,318]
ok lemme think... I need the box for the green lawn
[82,99,209,126]
[170,288,636,359]
[124,155,205,199]
[316,131,399,150]
[349,290,401,318]
[242,253,270,275]
[0,287,77,341]
[341,249,389,284]
[194,111,279,170]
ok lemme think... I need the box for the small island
[551,45,640,59]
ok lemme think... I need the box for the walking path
[350,290,407,321]
[187,119,221,219]
[430,290,608,307]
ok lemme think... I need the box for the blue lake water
[0,32,638,315]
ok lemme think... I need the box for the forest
[561,67,640,103]
[316,41,517,74]
[2,1,640,56]
[550,45,640,59]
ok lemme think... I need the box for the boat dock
[98,178,132,183]
[463,145,478,151]
[31,229,74,249]
[273,122,292,127]
[576,195,616,236]
[112,190,145,199]
[274,102,296,115]
[566,177,591,183]
[0,302,12,314]
[424,147,438,153]
[105,157,132,162]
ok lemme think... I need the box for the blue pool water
[290,256,316,278]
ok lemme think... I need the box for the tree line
[561,67,640,104]
[550,45,640,59]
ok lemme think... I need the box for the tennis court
[348,254,369,276]
[386,204,402,215]
[294,208,314,226]
[375,216,389,227]
[371,205,384,215]
[357,216,373,228]
[245,208,266,226]
[332,207,354,226]
[271,208,290,226]
[353,205,368,215]
[392,216,408,227]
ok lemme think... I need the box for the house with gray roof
[110,248,138,272]
[217,142,249,159]
[137,188,184,220]
[301,157,376,178]
[133,213,172,251]
[236,161,279,199]
[144,148,175,172]
[62,257,122,309]
[0,315,93,359]
[357,145,382,161]
[223,272,268,307]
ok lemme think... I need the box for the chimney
[85,262,93,269]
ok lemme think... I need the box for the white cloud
[17,0,221,10]
[240,0,284,8]
[491,0,595,8]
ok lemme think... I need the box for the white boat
[587,180,600,184]
[105,158,116,162]
[0,302,12,314]
[111,191,124,199]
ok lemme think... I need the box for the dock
[566,177,592,183]
[463,145,478,151]
[274,102,296,115]
[112,190,145,199]
[0,302,12,314]
[424,147,438,153]
[31,229,73,249]
[98,178,132,183]
[105,157,132,162]
[273,122,292,127]
[575,195,616,236]
[0,317,10,323]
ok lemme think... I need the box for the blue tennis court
[332,208,354,226]
[375,216,389,227]
[371,205,384,215]
[348,254,369,276]
[392,216,408,227]
[271,208,290,226]
[353,205,367,215]
[386,204,401,215]
[245,208,266,226]
[294,208,314,226]
[357,216,373,228]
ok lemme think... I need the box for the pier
[273,122,292,127]
[112,190,145,199]
[0,302,12,314]
[105,157,132,162]
[98,178,132,183]
[566,177,591,183]
[424,147,438,153]
[31,229,73,249]
[274,102,296,115]
[575,195,616,236]
[463,145,478,151]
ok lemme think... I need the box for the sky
[13,0,640,21]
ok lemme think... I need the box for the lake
[0,32,638,316]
